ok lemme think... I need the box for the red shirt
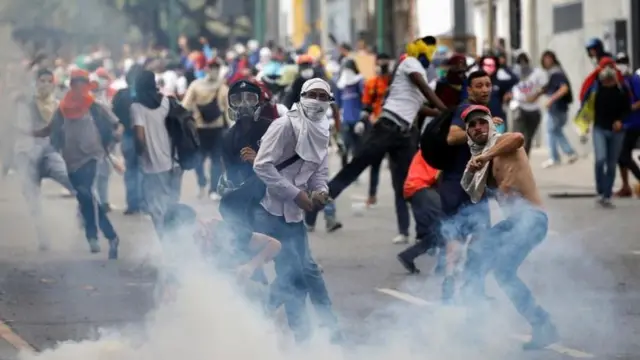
[403,151,439,199]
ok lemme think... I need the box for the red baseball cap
[461,104,492,123]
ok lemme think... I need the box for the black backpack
[420,109,458,171]
[165,97,200,170]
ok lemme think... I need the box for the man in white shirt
[306,36,448,244]
[510,52,548,155]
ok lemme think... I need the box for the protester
[585,38,612,67]
[510,52,548,155]
[396,151,442,273]
[538,50,578,168]
[359,52,393,206]
[576,60,630,207]
[182,58,229,200]
[306,36,448,245]
[252,78,341,343]
[131,70,182,237]
[459,104,558,350]
[614,53,640,198]
[335,58,365,168]
[31,69,121,259]
[13,68,75,251]
[477,54,518,133]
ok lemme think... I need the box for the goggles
[229,91,259,107]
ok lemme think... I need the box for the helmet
[227,79,265,122]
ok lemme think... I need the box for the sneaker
[88,239,101,253]
[392,234,409,244]
[523,321,559,350]
[567,153,579,164]
[397,254,420,274]
[615,187,633,198]
[108,237,120,260]
[325,218,343,233]
[209,192,222,201]
[597,197,615,209]
[541,159,559,169]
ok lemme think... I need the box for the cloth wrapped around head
[290,78,333,164]
[405,36,437,68]
[460,105,501,203]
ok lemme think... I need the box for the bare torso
[489,148,543,207]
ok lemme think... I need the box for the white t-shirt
[131,97,173,174]
[510,67,548,112]
[382,57,428,125]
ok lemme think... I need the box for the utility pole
[487,0,495,52]
[376,0,384,53]
[253,0,265,43]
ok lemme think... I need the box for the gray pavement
[0,149,638,359]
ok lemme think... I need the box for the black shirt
[594,84,630,130]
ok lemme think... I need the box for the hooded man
[13,68,75,251]
[252,78,342,343]
[112,65,145,214]
[458,104,558,350]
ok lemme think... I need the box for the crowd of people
[1,32,639,350]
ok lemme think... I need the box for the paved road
[0,150,638,360]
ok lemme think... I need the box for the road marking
[376,288,438,306]
[510,335,594,358]
[0,319,37,353]
[631,250,640,255]
[377,288,594,358]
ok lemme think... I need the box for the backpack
[420,109,458,171]
[165,97,200,170]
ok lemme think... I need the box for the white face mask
[300,98,330,121]
[300,68,314,79]
[617,64,629,75]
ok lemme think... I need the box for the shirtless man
[459,105,558,350]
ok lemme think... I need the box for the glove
[354,121,365,135]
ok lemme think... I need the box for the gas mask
[227,90,261,123]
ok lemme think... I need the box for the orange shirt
[362,74,391,120]
[403,151,440,199]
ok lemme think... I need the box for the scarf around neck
[460,113,501,203]
[288,104,330,164]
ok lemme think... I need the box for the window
[552,1,583,34]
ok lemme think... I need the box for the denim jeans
[462,202,551,327]
[253,206,337,343]
[122,134,143,211]
[195,128,224,194]
[95,157,111,206]
[592,126,625,199]
[398,187,443,261]
[546,108,576,162]
[340,123,361,167]
[68,159,117,241]
[143,168,183,238]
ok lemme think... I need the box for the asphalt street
[0,149,639,360]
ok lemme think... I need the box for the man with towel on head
[458,104,559,350]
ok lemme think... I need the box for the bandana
[289,78,331,164]
[460,105,501,203]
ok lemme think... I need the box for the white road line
[377,288,595,358]
[510,335,595,358]
[631,250,640,255]
[375,288,438,307]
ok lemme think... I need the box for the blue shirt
[336,79,364,124]
[623,74,640,129]
[489,69,519,133]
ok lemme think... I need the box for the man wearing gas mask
[13,69,75,250]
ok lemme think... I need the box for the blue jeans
[592,126,625,199]
[143,168,183,238]
[122,134,143,211]
[253,206,337,342]
[96,157,111,206]
[68,160,118,241]
[462,202,550,327]
[546,108,576,162]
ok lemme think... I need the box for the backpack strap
[275,154,300,171]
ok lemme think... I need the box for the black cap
[228,80,261,96]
